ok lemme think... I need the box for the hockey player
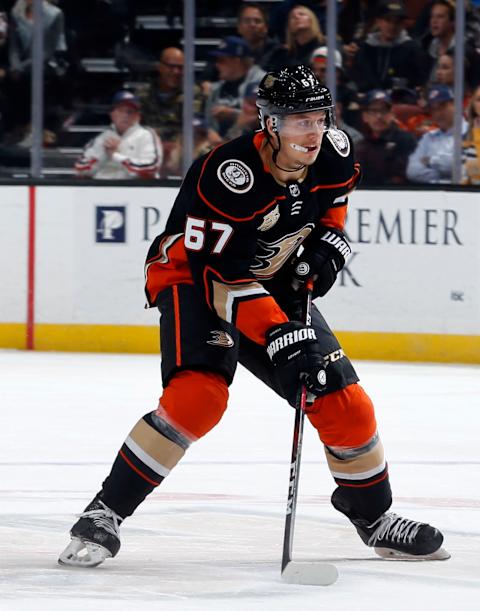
[59,66,449,568]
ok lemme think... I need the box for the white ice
[1,350,479,611]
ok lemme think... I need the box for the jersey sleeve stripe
[310,163,361,192]
[320,204,347,231]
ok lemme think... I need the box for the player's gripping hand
[292,227,351,297]
[266,321,327,407]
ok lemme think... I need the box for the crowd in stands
[0,0,478,185]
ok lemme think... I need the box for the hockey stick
[280,280,338,586]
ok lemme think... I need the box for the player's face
[276,111,327,166]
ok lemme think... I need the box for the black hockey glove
[266,321,327,407]
[292,227,351,298]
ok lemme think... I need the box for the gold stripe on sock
[325,440,385,479]
[129,418,185,471]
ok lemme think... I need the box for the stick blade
[281,561,338,586]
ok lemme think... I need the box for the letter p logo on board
[96,206,126,242]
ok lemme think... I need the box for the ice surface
[1,350,479,610]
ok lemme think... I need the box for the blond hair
[286,5,324,53]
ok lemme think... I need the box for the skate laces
[367,512,422,547]
[78,500,122,538]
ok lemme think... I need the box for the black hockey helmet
[256,65,334,130]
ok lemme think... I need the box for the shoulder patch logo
[258,205,280,231]
[217,159,254,193]
[326,129,350,157]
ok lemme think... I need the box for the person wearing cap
[204,36,265,143]
[309,44,361,133]
[75,90,163,180]
[407,85,468,184]
[350,0,429,92]
[310,45,343,85]
[355,89,416,185]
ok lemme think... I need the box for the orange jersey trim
[310,163,361,192]
[145,239,193,305]
[320,204,348,231]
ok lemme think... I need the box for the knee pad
[306,383,377,448]
[157,370,229,441]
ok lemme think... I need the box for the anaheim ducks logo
[207,330,235,348]
[263,74,277,89]
[258,205,280,231]
[250,224,314,279]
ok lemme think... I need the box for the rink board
[0,185,478,362]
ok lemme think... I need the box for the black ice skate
[58,495,123,567]
[352,512,450,561]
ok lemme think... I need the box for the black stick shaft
[281,283,314,572]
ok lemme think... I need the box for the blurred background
[0,0,478,185]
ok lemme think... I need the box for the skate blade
[58,537,112,568]
[281,561,339,586]
[374,546,450,561]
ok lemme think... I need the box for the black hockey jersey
[145,130,360,345]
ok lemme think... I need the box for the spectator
[462,84,480,185]
[224,81,260,140]
[269,0,329,41]
[390,87,438,139]
[8,0,69,126]
[140,47,204,144]
[9,0,68,77]
[406,85,468,184]
[350,1,429,92]
[236,3,281,71]
[338,0,380,70]
[336,87,363,147]
[0,11,9,138]
[268,4,325,70]
[139,47,205,176]
[433,49,473,106]
[310,45,342,85]
[356,89,417,184]
[309,45,361,131]
[433,49,454,87]
[75,90,163,180]
[205,36,264,143]
[423,0,455,83]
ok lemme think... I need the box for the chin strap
[267,131,306,173]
